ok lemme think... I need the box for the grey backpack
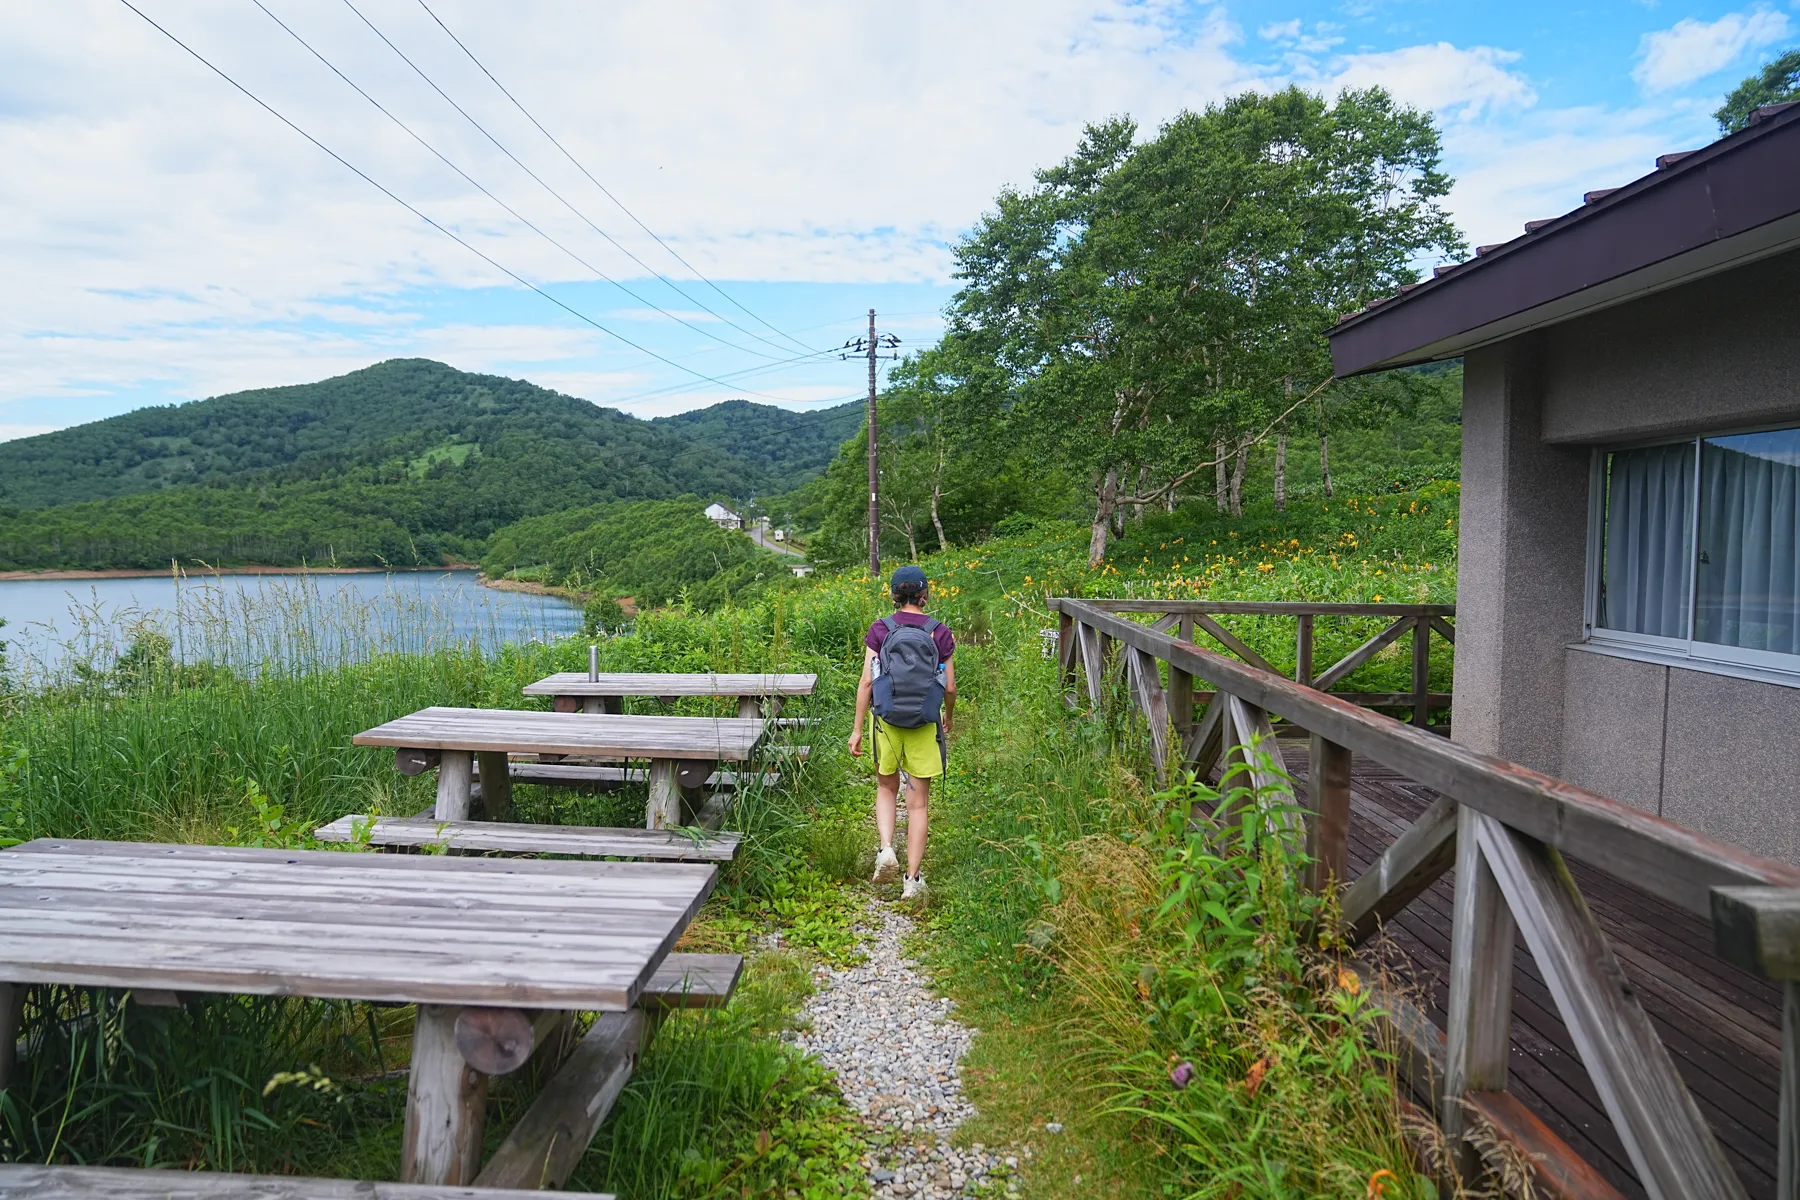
[871,616,945,729]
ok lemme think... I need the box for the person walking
[849,564,955,900]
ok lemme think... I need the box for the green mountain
[0,360,860,571]
[653,399,863,495]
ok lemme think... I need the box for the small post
[474,751,511,818]
[1411,617,1431,728]
[736,695,762,721]
[435,751,474,821]
[647,758,680,829]
[1443,807,1517,1180]
[1784,982,1800,1200]
[0,982,22,1091]
[1296,614,1314,687]
[588,644,599,683]
[402,1004,489,1185]
[1168,666,1195,768]
[1178,614,1194,643]
[1057,610,1074,684]
[1305,736,1350,892]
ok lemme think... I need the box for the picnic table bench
[523,671,816,720]
[352,707,766,831]
[0,839,738,1189]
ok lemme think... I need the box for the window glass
[1696,429,1800,656]
[1600,442,1694,639]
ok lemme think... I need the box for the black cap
[890,564,927,589]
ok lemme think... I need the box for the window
[1590,426,1800,676]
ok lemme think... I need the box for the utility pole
[842,311,900,577]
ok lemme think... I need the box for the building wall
[1540,247,1800,444]
[1459,250,1800,863]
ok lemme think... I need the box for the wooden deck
[1281,737,1784,1199]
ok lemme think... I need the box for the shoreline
[0,564,481,582]
[479,574,638,616]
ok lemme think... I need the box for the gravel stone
[795,899,1016,1198]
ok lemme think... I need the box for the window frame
[1582,423,1800,687]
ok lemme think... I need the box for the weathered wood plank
[401,1004,488,1185]
[1713,887,1800,980]
[1311,616,1415,692]
[472,1009,651,1190]
[1051,600,1800,914]
[1305,735,1351,894]
[0,841,715,1011]
[640,952,743,1011]
[313,816,741,861]
[396,747,439,777]
[523,672,816,698]
[1076,621,1104,709]
[1183,697,1226,781]
[0,1164,600,1198]
[1295,613,1314,686]
[1783,981,1799,1200]
[1410,617,1432,728]
[1085,600,1457,616]
[1168,666,1195,759]
[1443,805,1518,1178]
[1475,813,1748,1200]
[356,708,766,762]
[486,761,780,790]
[1429,614,1457,645]
[1340,796,1457,943]
[1127,646,1170,779]
[647,759,680,830]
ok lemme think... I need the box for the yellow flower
[1372,594,1384,602]
[1258,563,1273,572]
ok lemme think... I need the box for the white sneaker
[871,846,900,885]
[902,872,926,901]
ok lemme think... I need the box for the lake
[0,570,583,681]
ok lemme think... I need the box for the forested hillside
[0,361,857,571]
[652,399,862,494]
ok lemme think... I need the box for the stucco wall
[1540,247,1800,444]
[1452,339,1591,775]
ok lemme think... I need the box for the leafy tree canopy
[1717,48,1800,133]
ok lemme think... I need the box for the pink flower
[1170,1061,1194,1089]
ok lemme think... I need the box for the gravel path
[790,900,1022,1198]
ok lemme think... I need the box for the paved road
[746,525,806,557]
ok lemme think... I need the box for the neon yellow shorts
[873,717,943,778]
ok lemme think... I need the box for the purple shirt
[865,611,955,664]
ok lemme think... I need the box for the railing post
[1178,614,1194,644]
[1296,613,1314,687]
[1056,610,1074,685]
[1168,665,1195,773]
[1411,617,1432,728]
[1784,982,1799,1200]
[1305,736,1350,893]
[1443,806,1517,1181]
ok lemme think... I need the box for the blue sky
[1,0,1793,438]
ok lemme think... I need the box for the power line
[114,0,810,401]
[348,0,807,358]
[413,0,816,355]
[252,1,789,364]
[605,345,845,406]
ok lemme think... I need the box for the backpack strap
[919,617,940,633]
[881,615,900,634]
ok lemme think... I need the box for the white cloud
[0,424,60,443]
[1259,19,1302,40]
[1633,9,1791,92]
[1328,44,1536,119]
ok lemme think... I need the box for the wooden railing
[1076,600,1455,729]
[1053,596,1800,1200]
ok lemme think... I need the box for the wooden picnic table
[0,838,718,1187]
[354,707,768,829]
[523,671,816,719]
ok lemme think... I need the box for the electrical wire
[116,0,812,401]
[348,0,806,358]
[253,1,790,363]
[413,0,816,354]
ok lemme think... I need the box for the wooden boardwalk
[1282,737,1784,1199]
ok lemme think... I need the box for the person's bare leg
[876,772,901,850]
[905,775,931,877]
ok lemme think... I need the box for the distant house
[791,564,813,578]
[703,503,742,530]
[1327,102,1800,861]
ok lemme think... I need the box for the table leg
[0,983,22,1091]
[402,1004,489,1185]
[436,750,473,821]
[647,758,680,829]
[736,695,761,721]
[603,696,622,715]
[581,696,602,715]
[475,751,512,818]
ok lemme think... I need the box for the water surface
[0,570,581,680]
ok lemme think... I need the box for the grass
[0,480,1459,1196]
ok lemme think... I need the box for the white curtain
[1601,442,1693,638]
[1696,430,1800,656]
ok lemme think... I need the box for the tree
[1717,49,1800,133]
[948,88,1462,565]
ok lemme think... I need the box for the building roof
[704,502,739,520]
[1327,102,1800,377]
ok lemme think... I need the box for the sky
[1,0,1794,439]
